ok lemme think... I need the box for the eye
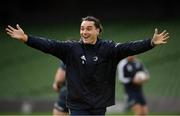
[86,27,92,31]
[80,27,84,31]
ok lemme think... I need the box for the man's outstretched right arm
[5,24,69,61]
[5,24,59,54]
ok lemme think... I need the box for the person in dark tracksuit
[117,56,150,116]
[6,16,169,115]
[52,63,69,116]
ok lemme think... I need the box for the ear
[96,28,100,34]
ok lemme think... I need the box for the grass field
[0,20,180,114]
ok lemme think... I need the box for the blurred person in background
[5,16,169,115]
[117,56,150,116]
[52,62,69,116]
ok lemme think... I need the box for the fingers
[163,36,169,42]
[6,24,21,32]
[164,35,170,39]
[158,29,170,40]
[160,30,167,36]
[6,25,16,35]
[6,29,16,38]
[154,28,158,35]
[159,33,169,44]
[7,25,16,31]
[163,32,169,37]
[6,31,16,38]
[153,28,170,45]
[16,24,21,30]
[6,31,12,35]
[155,29,169,37]
[6,28,13,34]
[162,30,169,40]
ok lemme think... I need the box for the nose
[83,29,88,33]
[82,29,88,35]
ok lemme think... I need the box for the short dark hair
[81,16,103,34]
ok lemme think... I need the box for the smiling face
[80,21,100,44]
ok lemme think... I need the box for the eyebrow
[80,26,93,28]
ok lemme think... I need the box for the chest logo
[80,55,86,64]
[93,56,98,62]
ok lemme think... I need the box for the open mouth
[82,36,89,39]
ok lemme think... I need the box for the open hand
[6,24,28,42]
[152,28,169,45]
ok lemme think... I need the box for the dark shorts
[69,107,106,115]
[54,87,69,112]
[126,92,146,108]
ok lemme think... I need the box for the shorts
[126,91,147,108]
[69,107,106,115]
[54,87,69,112]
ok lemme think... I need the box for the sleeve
[25,35,70,62]
[113,38,154,62]
[117,59,131,84]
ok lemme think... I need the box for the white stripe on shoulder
[115,43,121,47]
[117,58,131,83]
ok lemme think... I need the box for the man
[5,16,169,115]
[117,56,149,116]
[52,63,69,116]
